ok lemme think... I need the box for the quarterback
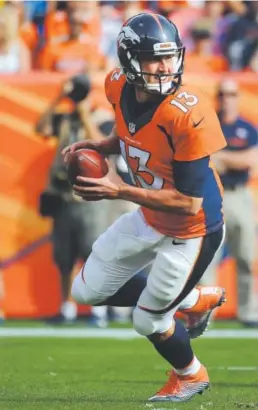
[63,13,226,402]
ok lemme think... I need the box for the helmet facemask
[120,45,185,95]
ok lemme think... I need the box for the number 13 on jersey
[119,140,164,189]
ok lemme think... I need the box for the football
[67,149,108,185]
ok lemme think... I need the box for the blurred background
[1,0,258,328]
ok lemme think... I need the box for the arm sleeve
[173,157,210,197]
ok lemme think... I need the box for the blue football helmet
[117,13,185,95]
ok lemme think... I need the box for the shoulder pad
[105,68,126,106]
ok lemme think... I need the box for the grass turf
[1,319,246,329]
[0,337,257,410]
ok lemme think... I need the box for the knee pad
[71,272,106,305]
[132,306,172,336]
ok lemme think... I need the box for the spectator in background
[23,0,47,23]
[37,74,132,326]
[19,17,38,57]
[183,1,245,56]
[202,79,258,327]
[191,1,225,33]
[39,5,111,134]
[184,28,228,73]
[39,8,105,75]
[44,0,101,47]
[214,1,247,56]
[180,1,223,51]
[160,3,202,46]
[5,0,40,66]
[36,75,110,325]
[157,0,188,17]
[0,4,31,73]
[246,45,258,73]
[225,1,258,70]
[100,1,143,67]
[99,4,122,67]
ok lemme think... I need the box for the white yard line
[208,366,258,371]
[0,328,258,339]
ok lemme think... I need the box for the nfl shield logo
[129,122,136,134]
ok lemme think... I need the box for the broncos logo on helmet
[117,26,140,47]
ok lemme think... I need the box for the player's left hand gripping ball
[70,151,125,201]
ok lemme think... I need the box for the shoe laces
[156,371,181,395]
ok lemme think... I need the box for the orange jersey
[19,22,38,51]
[39,39,102,74]
[105,69,226,238]
[44,10,101,46]
[185,53,229,74]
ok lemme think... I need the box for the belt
[223,183,246,191]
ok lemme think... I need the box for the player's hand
[62,140,102,164]
[72,162,125,201]
[212,152,228,174]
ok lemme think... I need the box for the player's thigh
[72,209,164,304]
[137,227,224,313]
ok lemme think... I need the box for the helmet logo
[154,42,178,51]
[117,26,140,46]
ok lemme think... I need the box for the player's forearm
[119,184,201,215]
[223,155,256,170]
[215,149,258,170]
[80,113,105,142]
[223,157,250,170]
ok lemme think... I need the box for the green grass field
[2,318,246,329]
[0,332,258,410]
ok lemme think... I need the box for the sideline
[0,328,258,339]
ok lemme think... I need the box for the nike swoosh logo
[193,117,204,128]
[172,239,185,246]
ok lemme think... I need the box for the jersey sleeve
[104,68,125,107]
[170,90,227,161]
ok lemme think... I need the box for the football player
[63,13,226,402]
